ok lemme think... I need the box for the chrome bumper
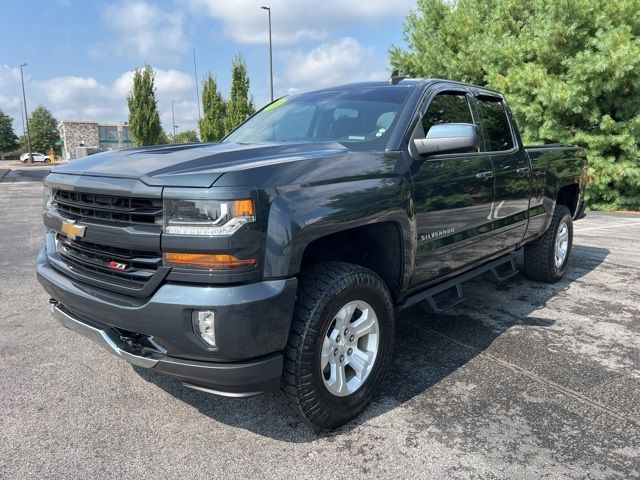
[50,302,164,368]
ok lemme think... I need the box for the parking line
[574,222,640,233]
[416,324,640,428]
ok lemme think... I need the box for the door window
[476,98,514,151]
[422,92,475,135]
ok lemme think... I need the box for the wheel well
[556,184,579,216]
[300,222,403,300]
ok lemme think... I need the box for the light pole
[19,101,26,139]
[171,100,177,141]
[19,63,33,163]
[261,6,274,102]
[193,48,202,127]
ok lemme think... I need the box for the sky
[0,0,415,136]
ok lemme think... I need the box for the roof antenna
[388,70,406,85]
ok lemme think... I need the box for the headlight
[163,198,255,236]
[43,186,53,209]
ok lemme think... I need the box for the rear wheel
[524,205,573,283]
[44,157,51,163]
[281,262,394,429]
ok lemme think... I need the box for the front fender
[263,176,415,288]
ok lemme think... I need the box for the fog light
[193,310,216,347]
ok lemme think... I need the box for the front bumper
[37,240,298,396]
[50,301,283,396]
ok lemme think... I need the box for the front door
[410,90,495,286]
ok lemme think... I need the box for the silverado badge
[61,219,86,241]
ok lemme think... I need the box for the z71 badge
[419,228,455,242]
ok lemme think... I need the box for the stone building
[58,121,133,161]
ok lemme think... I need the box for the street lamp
[171,100,178,141]
[19,63,33,163]
[19,101,26,139]
[193,48,202,127]
[261,6,274,102]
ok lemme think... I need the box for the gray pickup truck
[37,77,588,429]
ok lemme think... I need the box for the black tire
[524,205,573,283]
[44,157,51,163]
[281,262,394,429]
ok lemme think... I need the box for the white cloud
[0,65,199,134]
[102,0,188,63]
[33,75,127,124]
[35,76,112,106]
[0,65,22,114]
[285,37,387,90]
[0,65,36,137]
[181,0,414,45]
[113,68,194,98]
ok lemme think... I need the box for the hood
[52,142,348,187]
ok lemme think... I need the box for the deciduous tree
[0,110,19,152]
[199,74,226,141]
[224,55,255,135]
[27,105,59,153]
[173,130,199,143]
[127,65,163,146]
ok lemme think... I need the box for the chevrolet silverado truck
[37,78,588,429]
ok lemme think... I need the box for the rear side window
[476,98,514,151]
[422,93,474,135]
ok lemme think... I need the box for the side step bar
[398,253,518,314]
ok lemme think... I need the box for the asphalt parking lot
[1,178,638,479]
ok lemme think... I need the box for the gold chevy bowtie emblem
[61,219,86,241]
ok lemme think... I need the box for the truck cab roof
[304,78,503,98]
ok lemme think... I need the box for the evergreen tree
[27,105,59,153]
[199,74,226,141]
[0,110,19,152]
[127,65,163,146]
[224,55,255,135]
[391,0,640,210]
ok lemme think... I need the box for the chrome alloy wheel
[320,300,380,397]
[555,221,569,268]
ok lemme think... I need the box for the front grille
[56,234,161,288]
[53,189,162,225]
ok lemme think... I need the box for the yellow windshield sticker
[264,97,287,112]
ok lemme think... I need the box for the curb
[0,169,9,182]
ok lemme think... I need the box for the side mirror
[413,123,479,156]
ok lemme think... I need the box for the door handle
[516,167,531,176]
[476,171,494,180]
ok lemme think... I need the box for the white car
[20,152,51,163]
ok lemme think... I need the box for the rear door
[474,95,531,250]
[409,88,496,286]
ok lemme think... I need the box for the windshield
[224,87,411,149]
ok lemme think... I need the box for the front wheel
[281,262,394,429]
[524,205,573,283]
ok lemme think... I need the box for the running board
[398,253,518,314]
[489,255,519,282]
